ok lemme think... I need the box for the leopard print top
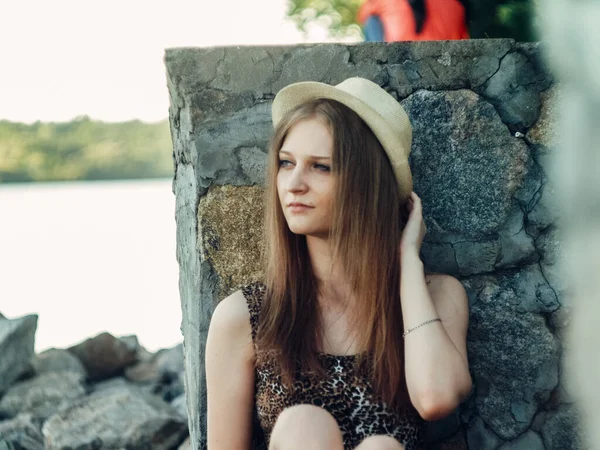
[242,281,425,450]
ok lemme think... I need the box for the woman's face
[277,117,334,238]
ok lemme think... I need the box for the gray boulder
[483,51,550,128]
[497,430,545,450]
[0,372,86,420]
[125,343,184,383]
[466,417,503,450]
[67,332,138,380]
[125,344,185,401]
[90,376,131,394]
[384,39,513,97]
[0,314,38,395]
[31,348,87,378]
[495,204,538,270]
[541,404,586,450]
[0,413,45,450]
[464,275,561,440]
[401,89,530,240]
[155,343,184,375]
[42,383,188,450]
[171,393,188,422]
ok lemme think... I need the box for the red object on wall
[358,0,469,42]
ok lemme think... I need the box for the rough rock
[88,376,131,394]
[421,241,458,276]
[0,372,86,420]
[527,85,562,148]
[537,226,569,303]
[464,275,561,440]
[466,417,503,449]
[171,394,189,421]
[0,413,45,450]
[541,405,585,450]
[0,314,38,395]
[454,239,501,276]
[495,204,538,270]
[497,430,545,450]
[31,348,87,378]
[125,343,184,383]
[186,102,272,193]
[383,39,513,97]
[42,383,187,450]
[198,185,264,298]
[497,264,561,314]
[67,332,138,380]
[212,47,287,94]
[271,45,352,92]
[119,334,145,355]
[172,162,206,450]
[527,171,560,235]
[401,89,529,239]
[124,344,186,402]
[483,51,550,128]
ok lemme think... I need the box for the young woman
[205,77,472,450]
[359,0,470,42]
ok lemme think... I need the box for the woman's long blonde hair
[257,98,409,410]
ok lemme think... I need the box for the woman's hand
[400,191,427,258]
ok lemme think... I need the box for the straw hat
[272,77,413,202]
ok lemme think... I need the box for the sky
[0,0,356,352]
[0,0,351,123]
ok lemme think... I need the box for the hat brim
[272,81,413,202]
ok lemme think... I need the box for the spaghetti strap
[241,281,265,342]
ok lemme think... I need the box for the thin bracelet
[403,318,442,338]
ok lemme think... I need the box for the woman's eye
[278,159,292,167]
[315,164,331,172]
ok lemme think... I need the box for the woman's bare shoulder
[210,290,253,347]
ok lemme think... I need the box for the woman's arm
[206,290,256,450]
[401,252,472,421]
[399,192,472,421]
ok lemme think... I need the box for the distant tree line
[0,117,173,183]
[287,0,539,42]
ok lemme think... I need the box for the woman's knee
[270,404,343,449]
[355,435,405,450]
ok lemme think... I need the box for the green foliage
[286,0,539,41]
[287,0,364,38]
[470,0,539,41]
[0,117,173,183]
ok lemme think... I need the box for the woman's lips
[288,203,313,213]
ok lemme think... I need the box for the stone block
[464,275,560,440]
[0,314,37,395]
[164,40,568,450]
[67,332,138,381]
[402,89,529,239]
[527,85,562,148]
[0,372,85,420]
[198,185,264,298]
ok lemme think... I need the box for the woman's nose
[287,166,308,193]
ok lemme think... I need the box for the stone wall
[165,39,581,450]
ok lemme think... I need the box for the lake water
[0,179,182,353]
